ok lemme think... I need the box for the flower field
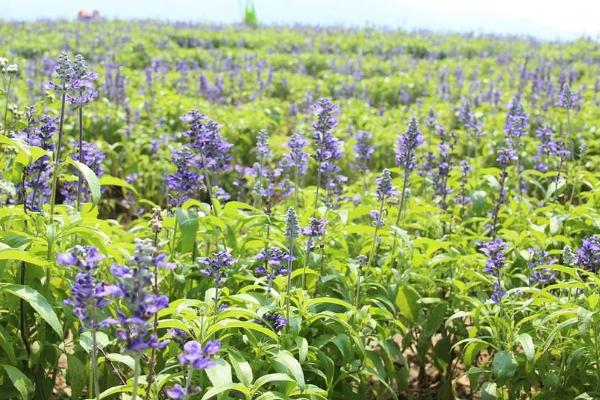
[1,20,600,399]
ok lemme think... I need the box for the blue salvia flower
[353,131,373,171]
[395,116,424,172]
[533,124,554,172]
[280,131,309,175]
[197,250,236,289]
[575,236,600,272]
[66,54,98,107]
[375,168,394,201]
[13,112,57,210]
[47,52,74,93]
[260,312,288,333]
[557,83,577,110]
[256,129,270,160]
[458,97,483,139]
[61,140,105,204]
[165,340,221,399]
[102,239,172,352]
[58,246,115,328]
[285,207,299,241]
[504,96,528,152]
[302,217,328,251]
[480,238,508,303]
[255,247,292,291]
[528,249,557,285]
[311,98,344,193]
[166,148,203,207]
[181,110,232,173]
[456,160,471,209]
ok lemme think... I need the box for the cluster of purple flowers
[375,168,394,201]
[48,52,97,106]
[528,249,557,285]
[575,236,600,272]
[280,131,309,175]
[396,116,424,172]
[255,247,292,291]
[311,99,345,197]
[302,217,328,251]
[353,131,374,171]
[166,148,203,207]
[166,340,221,399]
[13,112,57,211]
[260,312,288,333]
[503,96,528,154]
[556,83,577,110]
[181,110,232,173]
[480,238,508,303]
[197,250,236,288]
[102,239,174,352]
[58,246,115,328]
[457,98,483,140]
[61,140,105,204]
[456,160,471,209]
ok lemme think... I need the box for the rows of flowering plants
[0,20,600,399]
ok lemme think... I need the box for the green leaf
[100,175,138,194]
[492,351,518,380]
[105,353,135,370]
[176,207,199,253]
[201,383,250,400]
[252,373,295,391]
[481,381,497,400]
[515,333,535,361]
[66,157,101,205]
[80,331,109,353]
[0,249,47,267]
[228,348,253,386]
[395,285,421,323]
[421,301,447,338]
[66,354,86,399]
[205,359,232,388]
[207,319,279,342]
[1,364,33,400]
[273,350,305,389]
[0,284,62,336]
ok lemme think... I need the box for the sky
[2,0,599,41]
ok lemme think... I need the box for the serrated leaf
[273,350,305,389]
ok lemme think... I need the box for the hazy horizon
[2,0,600,41]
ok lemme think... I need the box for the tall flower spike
[353,131,373,171]
[280,131,309,175]
[396,116,424,172]
[480,238,508,303]
[285,207,299,241]
[103,238,173,352]
[557,83,577,110]
[575,236,600,272]
[375,168,394,201]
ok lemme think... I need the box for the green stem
[390,169,410,270]
[3,76,12,135]
[76,106,84,211]
[49,92,67,219]
[131,354,141,400]
[90,326,100,400]
[285,236,295,325]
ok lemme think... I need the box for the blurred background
[2,0,600,40]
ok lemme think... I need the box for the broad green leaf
[515,333,535,361]
[207,319,279,342]
[228,348,253,386]
[80,331,109,353]
[0,284,62,336]
[100,175,138,194]
[273,350,305,390]
[0,249,47,267]
[252,373,295,391]
[492,351,518,380]
[201,383,250,400]
[176,207,199,253]
[205,359,232,388]
[66,354,86,399]
[481,381,497,400]
[1,364,33,400]
[395,285,420,323]
[65,157,101,205]
[105,353,135,370]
